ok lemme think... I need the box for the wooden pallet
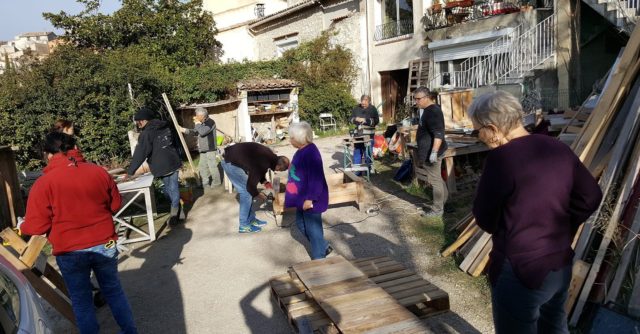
[270,256,449,333]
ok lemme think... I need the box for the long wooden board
[162,93,199,183]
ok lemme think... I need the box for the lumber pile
[565,23,640,326]
[270,256,449,333]
[442,24,640,328]
[440,214,491,277]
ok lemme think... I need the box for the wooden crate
[270,257,449,333]
[272,172,370,215]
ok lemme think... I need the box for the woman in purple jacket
[468,91,602,334]
[285,122,332,259]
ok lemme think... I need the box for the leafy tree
[44,0,222,67]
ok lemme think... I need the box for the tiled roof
[237,79,299,90]
[178,97,241,110]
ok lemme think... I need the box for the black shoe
[168,216,183,226]
[325,246,334,257]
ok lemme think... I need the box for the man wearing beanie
[127,107,183,225]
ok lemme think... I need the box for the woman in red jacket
[21,132,137,334]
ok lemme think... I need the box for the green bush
[0,8,358,169]
[298,83,356,126]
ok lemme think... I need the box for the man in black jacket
[127,107,183,225]
[221,142,289,233]
[414,87,448,217]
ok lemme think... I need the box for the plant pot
[432,3,442,12]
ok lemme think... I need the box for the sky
[0,0,122,41]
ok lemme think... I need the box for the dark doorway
[380,69,409,122]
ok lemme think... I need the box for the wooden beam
[162,93,200,184]
[565,260,590,315]
[441,223,479,257]
[459,232,491,273]
[0,246,75,323]
[605,184,640,303]
[19,235,48,268]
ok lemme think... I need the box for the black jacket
[416,104,447,163]
[223,142,279,197]
[127,119,182,176]
[350,105,379,135]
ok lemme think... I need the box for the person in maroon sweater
[468,91,602,334]
[22,132,137,334]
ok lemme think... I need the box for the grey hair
[467,91,524,134]
[413,87,430,96]
[289,121,313,145]
[360,94,371,102]
[195,107,208,116]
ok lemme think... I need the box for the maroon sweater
[473,135,602,289]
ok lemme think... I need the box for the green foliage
[44,0,222,67]
[282,32,358,127]
[298,83,356,126]
[0,46,170,169]
[172,60,285,104]
[0,8,358,169]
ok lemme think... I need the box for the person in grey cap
[178,107,221,189]
[127,107,183,225]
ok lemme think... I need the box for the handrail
[430,14,556,88]
[374,20,414,41]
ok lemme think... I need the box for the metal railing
[421,1,522,31]
[430,14,556,88]
[610,0,639,32]
[373,20,414,41]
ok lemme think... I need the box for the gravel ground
[45,135,493,333]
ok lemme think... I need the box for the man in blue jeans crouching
[221,142,289,233]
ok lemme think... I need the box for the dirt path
[48,135,493,333]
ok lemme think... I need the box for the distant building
[204,0,289,62]
[0,31,57,73]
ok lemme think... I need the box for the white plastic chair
[318,113,337,131]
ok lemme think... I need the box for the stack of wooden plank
[438,24,640,329]
[565,23,640,326]
[270,256,449,333]
[439,214,491,277]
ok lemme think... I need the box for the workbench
[407,140,488,194]
[114,174,159,244]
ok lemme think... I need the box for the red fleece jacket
[22,152,121,255]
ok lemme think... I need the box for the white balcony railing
[430,14,556,88]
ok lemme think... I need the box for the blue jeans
[295,210,328,260]
[161,171,180,209]
[491,260,571,334]
[221,160,255,228]
[353,138,374,166]
[56,244,137,334]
